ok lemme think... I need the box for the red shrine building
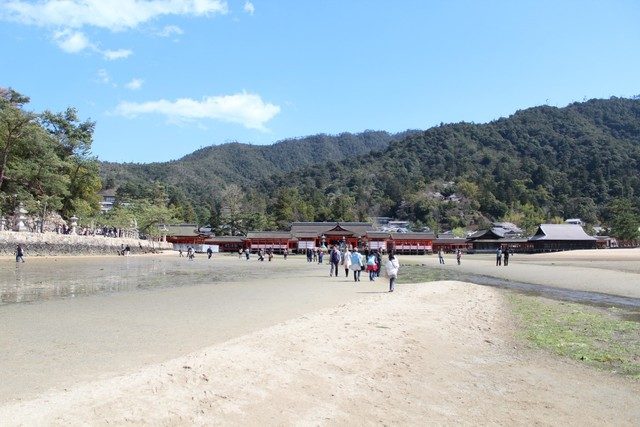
[166,222,436,254]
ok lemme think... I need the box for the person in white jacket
[385,253,400,292]
[342,249,351,277]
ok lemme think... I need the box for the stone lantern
[13,203,28,232]
[70,215,79,234]
[0,216,6,231]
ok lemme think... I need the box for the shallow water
[4,255,640,321]
[0,255,264,305]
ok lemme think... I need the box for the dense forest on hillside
[3,88,639,241]
[99,130,417,221]
[258,97,640,235]
[102,97,640,239]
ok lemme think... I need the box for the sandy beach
[1,250,639,424]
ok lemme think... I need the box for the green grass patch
[397,264,459,284]
[508,293,640,378]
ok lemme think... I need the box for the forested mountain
[8,86,633,238]
[98,97,640,239]
[259,97,640,234]
[99,130,417,220]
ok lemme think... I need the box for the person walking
[350,248,364,282]
[245,248,250,260]
[207,247,213,259]
[343,248,351,277]
[374,250,382,277]
[15,244,25,263]
[283,248,289,260]
[503,247,510,266]
[318,248,324,264]
[438,248,445,265]
[385,252,400,292]
[366,251,378,281]
[329,246,341,277]
[456,249,462,265]
[496,247,502,266]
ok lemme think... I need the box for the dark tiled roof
[529,224,596,241]
[295,232,321,239]
[246,231,293,239]
[290,222,373,236]
[366,231,391,238]
[435,237,469,244]
[468,228,506,240]
[389,232,437,239]
[205,236,245,243]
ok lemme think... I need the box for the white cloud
[243,1,255,15]
[115,92,280,130]
[157,24,184,37]
[125,78,144,90]
[3,0,228,31]
[103,48,132,60]
[53,29,91,53]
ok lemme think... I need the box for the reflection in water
[0,257,260,306]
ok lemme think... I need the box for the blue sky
[1,1,639,163]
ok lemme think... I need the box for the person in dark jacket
[15,244,25,263]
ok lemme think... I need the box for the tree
[0,88,35,191]
[219,184,246,235]
[131,200,178,238]
[40,107,101,218]
[605,198,640,241]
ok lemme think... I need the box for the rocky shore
[0,231,172,257]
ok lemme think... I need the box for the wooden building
[528,224,597,252]
[204,235,245,253]
[165,221,600,255]
[386,232,435,254]
[433,237,472,253]
[467,228,530,253]
[289,222,373,251]
[245,231,293,253]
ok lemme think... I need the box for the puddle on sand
[401,266,640,322]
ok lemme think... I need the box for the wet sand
[0,255,383,402]
[1,250,639,424]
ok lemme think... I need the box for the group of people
[178,247,196,260]
[496,247,511,266]
[238,247,289,261]
[325,245,399,292]
[437,248,464,265]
